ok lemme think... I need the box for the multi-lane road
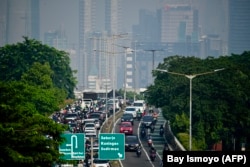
[113,109,166,167]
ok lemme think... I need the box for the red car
[119,122,133,135]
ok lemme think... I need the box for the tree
[147,53,250,150]
[0,81,66,167]
[20,62,67,115]
[0,37,76,98]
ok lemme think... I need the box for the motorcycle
[147,136,153,147]
[150,151,156,161]
[159,128,164,137]
[140,128,146,138]
[136,146,142,157]
[136,112,142,121]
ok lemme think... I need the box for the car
[141,115,154,128]
[93,111,106,121]
[85,131,97,140]
[84,123,96,133]
[93,159,110,167]
[124,106,138,118]
[107,99,120,111]
[88,113,102,121]
[119,122,133,135]
[125,135,140,151]
[63,113,79,123]
[83,118,100,129]
[120,113,134,125]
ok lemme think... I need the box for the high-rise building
[228,0,250,55]
[78,0,97,90]
[44,29,68,50]
[105,0,121,35]
[5,0,40,44]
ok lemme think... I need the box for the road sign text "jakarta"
[59,133,85,160]
[99,133,125,160]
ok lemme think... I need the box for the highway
[114,109,165,167]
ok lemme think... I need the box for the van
[133,100,146,113]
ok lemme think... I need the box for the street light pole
[112,44,133,105]
[155,68,225,151]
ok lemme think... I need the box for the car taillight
[130,128,132,131]
[120,128,123,131]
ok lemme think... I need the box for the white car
[84,123,96,133]
[93,159,110,167]
[84,119,100,130]
[124,106,138,118]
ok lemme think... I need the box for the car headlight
[121,119,124,121]
[125,144,128,146]
[135,144,139,147]
[130,119,133,121]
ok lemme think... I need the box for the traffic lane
[140,134,163,166]
[138,120,163,166]
[115,118,153,167]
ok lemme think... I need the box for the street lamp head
[155,69,168,73]
[214,68,225,72]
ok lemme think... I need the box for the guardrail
[164,120,186,151]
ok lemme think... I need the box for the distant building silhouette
[228,0,250,55]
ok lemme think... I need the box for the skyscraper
[105,0,122,35]
[228,0,250,55]
[5,0,40,44]
[78,0,96,90]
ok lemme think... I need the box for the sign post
[59,133,85,160]
[99,133,125,160]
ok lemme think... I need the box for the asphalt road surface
[114,109,163,167]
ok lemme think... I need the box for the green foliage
[0,37,76,98]
[147,52,250,150]
[172,112,189,134]
[0,81,67,166]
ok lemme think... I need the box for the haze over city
[0,0,249,90]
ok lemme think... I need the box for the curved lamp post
[155,68,225,151]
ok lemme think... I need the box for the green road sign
[59,133,85,160]
[99,133,125,160]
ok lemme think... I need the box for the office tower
[105,0,121,35]
[44,29,68,50]
[31,0,40,41]
[228,0,250,55]
[5,0,40,44]
[78,0,96,90]
[105,0,123,90]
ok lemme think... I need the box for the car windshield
[126,108,136,111]
[126,136,138,142]
[134,103,143,107]
[65,113,77,117]
[85,124,95,127]
[89,114,100,118]
[121,123,131,127]
[143,116,153,121]
[123,114,133,118]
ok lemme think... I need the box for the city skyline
[1,0,230,49]
[1,0,250,90]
